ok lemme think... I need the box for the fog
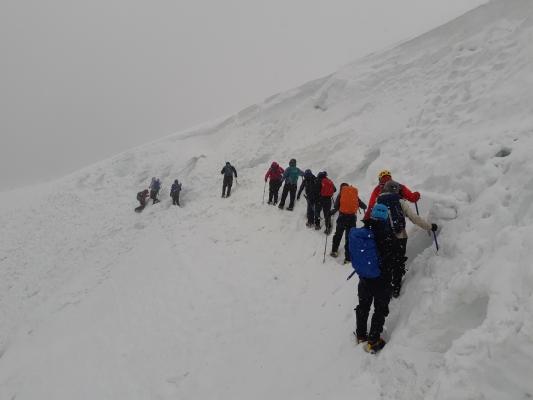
[0,0,487,191]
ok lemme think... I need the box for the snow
[2,0,533,398]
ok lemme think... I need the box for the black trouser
[355,268,393,342]
[268,180,282,203]
[391,238,408,290]
[315,196,333,229]
[331,214,357,260]
[150,190,159,204]
[138,198,146,209]
[172,194,180,206]
[279,182,297,208]
[306,199,320,226]
[222,176,233,196]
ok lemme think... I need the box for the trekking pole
[323,234,328,263]
[347,270,357,281]
[262,181,267,204]
[433,232,439,251]
[415,202,419,215]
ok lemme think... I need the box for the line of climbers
[265,162,438,354]
[135,177,182,213]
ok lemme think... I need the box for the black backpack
[224,165,234,177]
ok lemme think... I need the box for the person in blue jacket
[170,179,182,206]
[278,158,304,211]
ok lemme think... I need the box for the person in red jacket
[363,170,420,220]
[264,162,285,205]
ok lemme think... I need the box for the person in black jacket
[297,170,320,229]
[354,206,403,353]
[221,162,237,198]
[329,183,367,264]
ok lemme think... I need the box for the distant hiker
[221,162,238,198]
[315,171,336,235]
[135,189,149,213]
[351,204,404,353]
[363,170,420,220]
[297,170,321,228]
[149,177,161,204]
[329,183,367,264]
[376,180,437,297]
[170,179,182,206]
[278,158,304,211]
[264,162,285,205]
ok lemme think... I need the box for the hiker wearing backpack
[278,158,304,211]
[315,171,336,235]
[297,170,321,228]
[170,179,182,206]
[149,177,161,204]
[135,189,149,212]
[376,180,438,297]
[328,183,367,264]
[221,162,238,198]
[264,162,285,205]
[363,170,420,220]
[350,204,404,353]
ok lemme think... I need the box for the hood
[271,162,279,169]
[379,175,392,185]
[174,180,179,184]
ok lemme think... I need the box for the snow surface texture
[2,0,533,398]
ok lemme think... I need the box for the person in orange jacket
[363,170,420,221]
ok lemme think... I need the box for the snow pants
[172,194,180,206]
[392,238,408,291]
[268,180,283,203]
[306,199,320,226]
[355,268,393,342]
[150,189,159,204]
[222,176,233,196]
[315,196,333,229]
[279,182,297,209]
[331,214,357,261]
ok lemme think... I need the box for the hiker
[221,162,237,198]
[149,177,161,204]
[170,179,182,206]
[328,183,367,264]
[376,180,438,297]
[278,158,304,211]
[315,171,336,235]
[135,189,149,212]
[363,170,420,220]
[264,162,285,205]
[297,170,320,228]
[351,204,404,353]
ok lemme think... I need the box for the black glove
[431,223,438,232]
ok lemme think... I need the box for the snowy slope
[2,0,533,398]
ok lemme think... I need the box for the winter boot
[391,284,401,298]
[324,227,332,235]
[366,338,386,354]
[357,335,368,344]
[330,251,338,258]
[306,222,314,228]
[286,207,293,211]
[344,259,351,265]
[315,225,321,231]
[267,201,272,205]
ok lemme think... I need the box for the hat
[271,162,278,168]
[371,204,389,220]
[289,158,297,166]
[304,169,312,177]
[383,180,400,193]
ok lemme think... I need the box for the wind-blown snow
[2,0,533,398]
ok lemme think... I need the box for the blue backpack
[152,180,161,191]
[288,167,300,183]
[348,227,381,278]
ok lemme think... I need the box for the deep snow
[2,0,533,398]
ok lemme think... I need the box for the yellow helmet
[378,170,391,180]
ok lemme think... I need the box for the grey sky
[0,0,487,191]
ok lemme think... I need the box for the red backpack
[320,178,335,197]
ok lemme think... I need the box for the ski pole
[415,202,419,215]
[262,181,267,204]
[347,270,357,281]
[433,232,439,251]
[323,233,328,263]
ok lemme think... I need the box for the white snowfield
[2,0,533,398]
